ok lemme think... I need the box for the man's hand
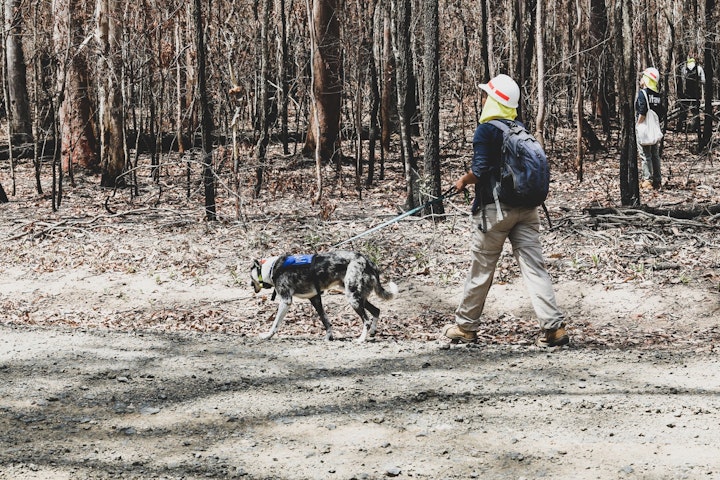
[454,171,478,193]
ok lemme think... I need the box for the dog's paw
[324,329,335,341]
[258,332,274,340]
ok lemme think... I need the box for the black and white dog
[250,251,398,342]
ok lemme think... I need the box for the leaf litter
[1,128,719,351]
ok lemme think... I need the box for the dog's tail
[375,281,398,301]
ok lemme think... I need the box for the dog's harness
[268,254,323,300]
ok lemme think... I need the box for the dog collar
[259,256,280,287]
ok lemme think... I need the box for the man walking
[443,74,568,348]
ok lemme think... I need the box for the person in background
[635,67,666,190]
[679,54,705,135]
[442,74,568,349]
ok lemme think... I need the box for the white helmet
[642,67,659,83]
[479,74,520,108]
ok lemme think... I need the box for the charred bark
[422,0,442,216]
[4,0,33,144]
[53,0,99,173]
[302,0,342,166]
[194,0,216,220]
[97,0,127,188]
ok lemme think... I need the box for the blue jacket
[470,119,526,213]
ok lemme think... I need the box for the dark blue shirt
[635,87,665,120]
[470,119,526,212]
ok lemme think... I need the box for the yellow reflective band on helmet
[642,67,659,92]
[643,74,659,92]
[479,95,517,124]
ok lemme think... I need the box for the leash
[333,187,459,248]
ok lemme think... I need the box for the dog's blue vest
[280,254,315,269]
[270,254,321,301]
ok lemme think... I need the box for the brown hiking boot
[536,326,569,348]
[442,324,477,343]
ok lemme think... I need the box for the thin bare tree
[380,3,393,175]
[276,0,290,155]
[194,0,216,220]
[305,0,323,202]
[534,0,546,147]
[574,0,584,181]
[4,0,33,144]
[422,0,442,216]
[391,0,418,210]
[700,0,716,150]
[254,0,272,198]
[366,0,382,187]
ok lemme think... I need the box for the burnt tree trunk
[277,0,290,155]
[422,0,442,216]
[97,0,126,188]
[4,0,33,144]
[380,5,394,174]
[366,0,382,186]
[700,0,715,151]
[574,0,583,182]
[589,0,612,136]
[254,0,271,198]
[534,0,546,146]
[53,0,99,174]
[391,0,418,210]
[0,180,8,203]
[194,0,216,220]
[302,0,342,166]
[612,0,639,206]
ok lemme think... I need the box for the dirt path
[2,322,720,480]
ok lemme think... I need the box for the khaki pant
[455,204,565,331]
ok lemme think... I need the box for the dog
[250,251,398,342]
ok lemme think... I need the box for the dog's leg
[309,295,334,340]
[259,298,291,340]
[349,297,373,343]
[364,301,380,338]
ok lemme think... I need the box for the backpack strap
[487,120,514,222]
[641,88,650,113]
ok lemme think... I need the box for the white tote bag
[636,90,663,146]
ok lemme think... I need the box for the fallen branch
[585,204,720,223]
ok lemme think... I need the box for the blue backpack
[488,120,550,210]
